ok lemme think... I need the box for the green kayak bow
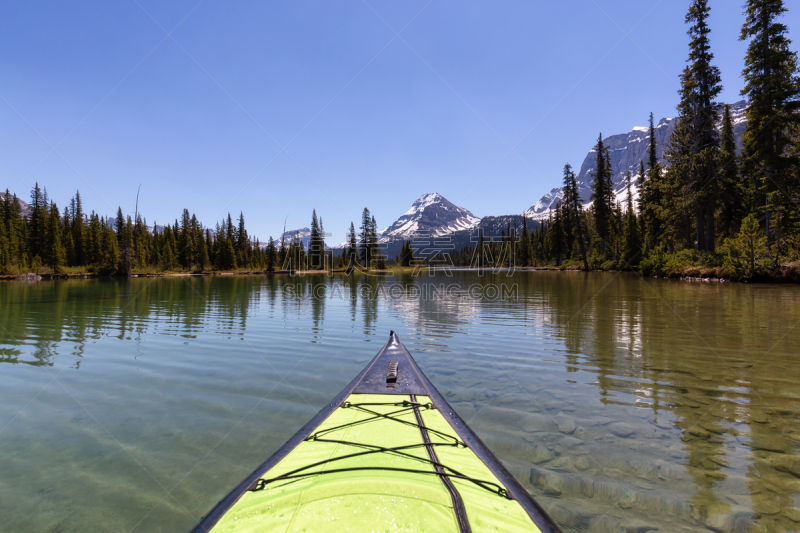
[192,332,560,532]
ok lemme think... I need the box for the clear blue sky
[1,1,797,243]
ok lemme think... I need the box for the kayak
[191,332,560,533]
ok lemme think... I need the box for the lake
[1,272,799,532]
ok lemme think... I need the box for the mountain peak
[383,193,479,240]
[406,192,444,212]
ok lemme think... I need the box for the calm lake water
[1,272,799,532]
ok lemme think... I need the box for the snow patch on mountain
[524,100,748,222]
[380,193,480,241]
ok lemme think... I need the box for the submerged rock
[785,507,800,523]
[529,467,564,496]
[761,454,800,478]
[609,422,638,438]
[554,414,577,434]
[531,445,555,464]
[574,455,591,471]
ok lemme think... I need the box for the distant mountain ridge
[524,100,748,221]
[277,227,312,248]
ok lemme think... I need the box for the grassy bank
[4,260,800,283]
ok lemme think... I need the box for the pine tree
[740,0,800,256]
[717,104,745,239]
[162,237,175,270]
[197,231,209,271]
[122,216,134,275]
[370,215,384,269]
[104,222,120,271]
[547,204,566,265]
[689,0,723,251]
[648,112,658,171]
[309,209,324,269]
[562,164,588,270]
[0,214,9,273]
[590,134,615,256]
[359,208,372,268]
[29,183,47,260]
[45,202,64,273]
[115,207,124,236]
[278,227,287,270]
[641,115,663,251]
[71,190,85,266]
[663,109,696,250]
[399,240,414,267]
[347,222,358,268]
[319,217,326,267]
[519,217,530,267]
[623,171,642,267]
[236,212,248,263]
[266,236,277,272]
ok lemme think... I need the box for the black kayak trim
[190,331,561,533]
[412,393,472,533]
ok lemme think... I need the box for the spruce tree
[278,228,287,270]
[648,112,658,170]
[370,215,384,269]
[623,171,642,267]
[266,236,277,272]
[29,183,46,259]
[0,214,8,273]
[309,209,324,269]
[105,223,120,271]
[45,202,64,273]
[546,205,565,265]
[115,207,124,236]
[519,217,530,267]
[162,238,174,270]
[740,0,800,255]
[672,0,723,251]
[717,104,744,239]
[319,217,326,267]
[359,208,371,267]
[237,213,248,256]
[72,190,85,266]
[563,163,589,270]
[640,118,663,251]
[590,134,615,256]
[400,240,414,267]
[347,222,358,269]
[197,232,209,271]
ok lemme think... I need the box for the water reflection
[0,273,799,531]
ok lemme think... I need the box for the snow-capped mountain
[380,193,480,241]
[525,100,748,221]
[277,227,312,247]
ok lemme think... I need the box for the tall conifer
[740,0,800,254]
[563,163,589,270]
[671,0,723,251]
[591,134,615,256]
[718,104,744,238]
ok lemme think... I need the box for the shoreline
[2,264,799,284]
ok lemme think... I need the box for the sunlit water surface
[1,272,799,532]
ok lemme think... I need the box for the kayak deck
[193,333,559,532]
[209,394,537,532]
